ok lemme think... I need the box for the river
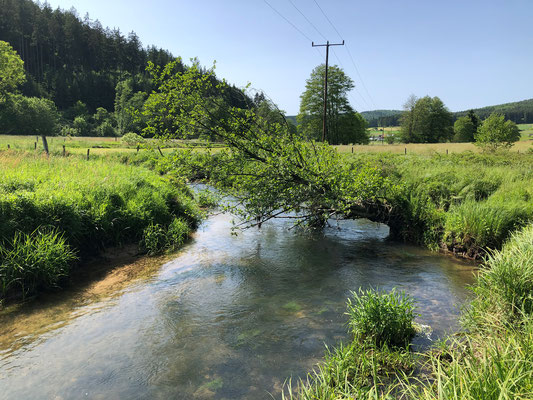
[0,211,475,399]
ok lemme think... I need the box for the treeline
[362,98,533,128]
[455,98,533,124]
[0,0,254,138]
[361,109,402,127]
[0,0,176,111]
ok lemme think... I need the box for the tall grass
[347,152,533,257]
[0,151,201,300]
[0,229,77,299]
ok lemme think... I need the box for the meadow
[0,150,201,301]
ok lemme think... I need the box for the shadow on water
[0,213,476,400]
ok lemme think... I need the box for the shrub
[122,132,144,146]
[346,288,417,348]
[166,217,191,250]
[0,229,77,299]
[140,218,191,255]
[140,223,168,255]
[475,113,521,151]
[444,200,529,254]
[196,189,219,208]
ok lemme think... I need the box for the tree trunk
[41,135,49,156]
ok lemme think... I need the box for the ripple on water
[0,214,476,400]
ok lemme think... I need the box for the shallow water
[0,213,475,400]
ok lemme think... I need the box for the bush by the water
[141,217,191,255]
[0,151,201,300]
[346,288,416,348]
[0,229,77,299]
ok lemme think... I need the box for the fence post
[7,144,10,149]
[446,149,448,155]
[137,145,140,153]
[351,146,353,153]
[63,145,66,157]
[87,149,90,160]
[404,147,407,155]
[34,142,37,149]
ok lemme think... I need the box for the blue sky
[45,0,532,115]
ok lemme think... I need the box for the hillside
[455,98,533,124]
[0,0,250,114]
[287,98,533,128]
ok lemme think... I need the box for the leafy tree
[0,40,25,100]
[453,116,476,142]
[0,94,58,153]
[141,60,389,228]
[115,79,147,134]
[467,109,480,133]
[96,121,116,137]
[63,100,89,121]
[72,115,92,136]
[475,113,521,151]
[399,95,453,143]
[297,64,368,145]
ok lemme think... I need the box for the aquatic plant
[346,288,417,348]
[0,229,77,299]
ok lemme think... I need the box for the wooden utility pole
[312,40,344,142]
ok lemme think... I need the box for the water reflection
[0,213,475,399]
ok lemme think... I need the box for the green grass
[343,151,533,257]
[0,150,201,300]
[346,288,417,348]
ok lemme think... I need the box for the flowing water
[0,212,476,400]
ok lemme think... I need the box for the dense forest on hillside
[360,109,402,127]
[0,0,255,138]
[291,98,533,129]
[0,0,179,111]
[455,98,533,124]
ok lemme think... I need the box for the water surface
[0,213,475,400]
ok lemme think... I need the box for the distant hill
[285,111,403,128]
[455,98,533,124]
[360,110,403,127]
[286,99,533,128]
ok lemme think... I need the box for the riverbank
[0,151,201,302]
[343,151,533,259]
[284,223,533,399]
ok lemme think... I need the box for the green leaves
[346,288,417,348]
[475,113,521,151]
[0,41,25,101]
[142,60,389,229]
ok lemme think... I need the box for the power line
[312,0,377,109]
[331,48,371,110]
[285,1,367,111]
[263,0,323,63]
[345,47,377,109]
[312,0,343,40]
[312,40,345,142]
[288,0,326,41]
[263,0,313,43]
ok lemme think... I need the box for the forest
[0,0,253,138]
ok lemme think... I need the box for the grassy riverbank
[285,223,533,399]
[0,151,201,301]
[344,151,533,258]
